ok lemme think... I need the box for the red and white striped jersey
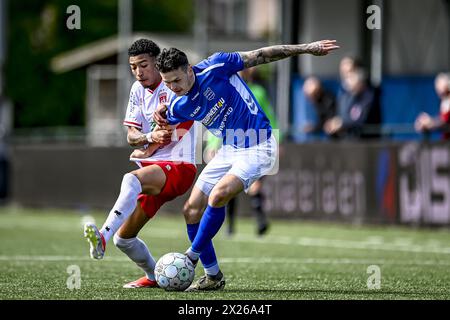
[124,81,197,164]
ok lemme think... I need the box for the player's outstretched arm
[239,39,339,69]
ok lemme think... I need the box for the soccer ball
[154,252,195,291]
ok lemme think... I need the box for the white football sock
[204,263,220,277]
[100,173,142,243]
[185,247,200,262]
[113,234,156,281]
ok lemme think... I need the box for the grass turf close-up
[0,207,450,300]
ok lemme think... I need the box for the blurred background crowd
[0,0,449,227]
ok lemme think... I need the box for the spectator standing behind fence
[302,76,336,137]
[415,72,450,140]
[324,56,379,139]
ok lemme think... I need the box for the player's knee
[209,187,230,207]
[183,201,202,224]
[124,172,138,181]
[122,172,142,190]
[113,233,136,250]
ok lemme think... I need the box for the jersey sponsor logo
[218,107,234,132]
[203,87,215,101]
[201,97,226,126]
[190,106,201,118]
[165,165,172,171]
[128,91,138,113]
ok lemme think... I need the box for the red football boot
[123,276,159,288]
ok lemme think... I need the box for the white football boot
[84,223,106,260]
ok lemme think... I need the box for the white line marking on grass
[1,224,450,256]
[1,255,450,266]
[0,255,102,261]
[219,257,450,266]
[226,234,450,255]
[141,229,450,255]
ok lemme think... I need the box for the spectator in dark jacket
[324,57,380,139]
[303,76,336,136]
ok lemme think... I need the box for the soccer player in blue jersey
[153,40,339,291]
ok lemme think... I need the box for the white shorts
[196,135,278,195]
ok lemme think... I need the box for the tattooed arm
[239,40,339,69]
[126,125,175,159]
[126,125,173,147]
[127,126,150,147]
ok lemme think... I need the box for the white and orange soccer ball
[154,252,195,291]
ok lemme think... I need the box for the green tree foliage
[134,0,194,32]
[5,0,193,129]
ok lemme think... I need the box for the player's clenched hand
[154,104,169,126]
[151,125,173,145]
[308,40,339,56]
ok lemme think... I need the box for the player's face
[129,54,161,89]
[160,66,194,96]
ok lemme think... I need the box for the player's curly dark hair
[128,39,160,57]
[155,48,189,73]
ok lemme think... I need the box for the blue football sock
[186,223,218,269]
[191,205,226,256]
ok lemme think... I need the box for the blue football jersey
[166,52,272,148]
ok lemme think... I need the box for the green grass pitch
[0,207,449,300]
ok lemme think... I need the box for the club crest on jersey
[204,87,215,101]
[159,92,168,104]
